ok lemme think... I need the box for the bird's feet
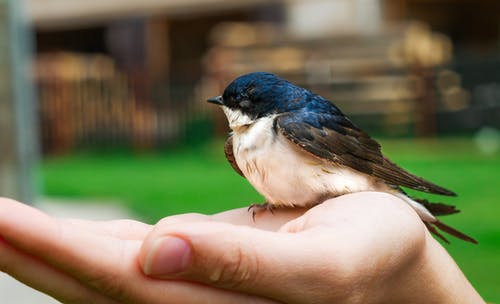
[248,202,274,221]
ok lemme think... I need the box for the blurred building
[27,0,282,154]
[202,0,500,137]
[23,0,500,154]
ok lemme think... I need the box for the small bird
[207,72,476,244]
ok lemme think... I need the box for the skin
[0,192,484,304]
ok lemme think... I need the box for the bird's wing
[224,134,245,177]
[275,111,456,196]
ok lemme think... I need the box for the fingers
[140,221,330,303]
[139,192,429,303]
[0,198,279,304]
[61,218,152,240]
[0,237,119,304]
[0,198,144,301]
[211,206,307,231]
[0,239,277,304]
[58,204,304,242]
[61,213,211,240]
[150,206,305,233]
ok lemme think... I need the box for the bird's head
[207,72,306,129]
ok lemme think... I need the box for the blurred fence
[35,21,500,155]
[36,53,209,155]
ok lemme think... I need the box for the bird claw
[248,202,274,221]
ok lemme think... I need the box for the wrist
[386,233,484,304]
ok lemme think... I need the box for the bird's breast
[232,116,386,207]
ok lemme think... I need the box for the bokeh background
[1,0,499,302]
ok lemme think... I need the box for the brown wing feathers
[276,113,456,196]
[372,157,456,196]
[224,135,245,177]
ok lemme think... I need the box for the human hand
[0,192,484,303]
[0,198,284,303]
[139,192,485,304]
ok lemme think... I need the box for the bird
[207,71,477,244]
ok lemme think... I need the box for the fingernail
[144,236,191,276]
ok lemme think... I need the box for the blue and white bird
[207,72,476,244]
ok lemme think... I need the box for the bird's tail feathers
[412,198,460,216]
[425,220,478,244]
[412,198,477,244]
[395,194,477,244]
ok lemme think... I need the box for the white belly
[231,116,389,207]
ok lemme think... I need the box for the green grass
[42,141,263,221]
[41,137,500,301]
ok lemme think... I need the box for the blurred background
[0,0,499,302]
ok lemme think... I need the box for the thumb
[139,221,324,301]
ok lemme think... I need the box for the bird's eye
[227,96,237,106]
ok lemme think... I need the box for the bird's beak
[207,95,224,105]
